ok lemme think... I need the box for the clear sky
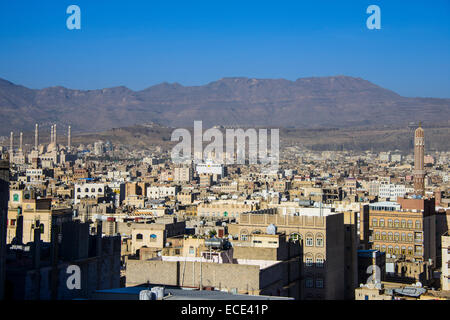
[0,0,449,98]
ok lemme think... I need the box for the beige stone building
[6,189,72,244]
[442,233,450,291]
[227,210,347,300]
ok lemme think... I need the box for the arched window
[394,246,400,255]
[315,255,324,268]
[394,220,400,228]
[136,233,143,241]
[85,188,89,192]
[388,232,393,241]
[407,220,413,228]
[401,233,406,242]
[91,188,95,192]
[372,218,378,227]
[375,232,380,240]
[381,245,386,252]
[388,219,393,227]
[382,232,387,240]
[394,232,400,241]
[401,220,406,228]
[77,188,81,192]
[305,254,314,267]
[387,245,393,254]
[379,219,385,227]
[415,221,422,230]
[98,188,103,193]
[315,233,324,247]
[305,233,314,247]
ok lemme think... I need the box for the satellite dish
[266,224,277,235]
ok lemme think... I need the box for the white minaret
[35,124,39,150]
[68,125,71,150]
[9,131,13,153]
[19,132,23,152]
[50,125,54,144]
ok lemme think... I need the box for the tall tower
[35,123,39,150]
[19,132,23,152]
[54,124,57,146]
[413,123,425,196]
[9,132,13,154]
[68,125,71,150]
[50,125,54,144]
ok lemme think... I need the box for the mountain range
[1,76,449,136]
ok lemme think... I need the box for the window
[408,233,414,242]
[136,233,143,241]
[394,246,400,255]
[407,246,413,255]
[401,233,406,242]
[381,245,386,252]
[316,234,324,247]
[394,220,400,228]
[407,220,413,228]
[415,221,422,230]
[189,246,194,254]
[388,219,393,227]
[305,278,314,288]
[387,245,393,254]
[382,232,387,240]
[394,232,400,241]
[379,219,385,227]
[241,234,248,241]
[401,220,406,228]
[375,232,380,240]
[388,232,393,241]
[305,256,314,267]
[306,234,314,247]
[316,256,324,268]
[13,194,19,202]
[372,218,378,227]
[149,234,157,242]
[290,233,301,242]
[316,278,324,288]
[401,246,406,255]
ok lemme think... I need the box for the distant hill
[1,76,449,135]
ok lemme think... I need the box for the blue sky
[0,0,449,97]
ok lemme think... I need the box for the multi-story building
[0,156,9,300]
[442,233,450,291]
[74,183,105,204]
[368,198,436,263]
[173,166,192,183]
[147,185,180,199]
[227,210,347,300]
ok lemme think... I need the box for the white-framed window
[305,257,313,267]
[316,257,324,268]
[306,236,314,247]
